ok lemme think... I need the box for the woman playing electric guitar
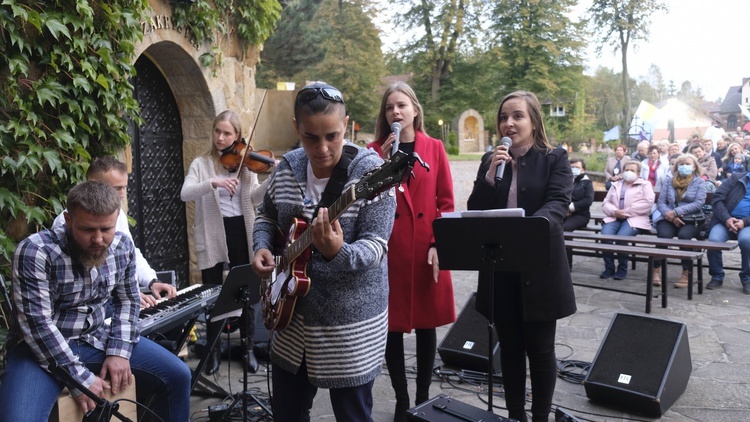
[251,82,397,421]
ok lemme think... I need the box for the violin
[220,138,275,174]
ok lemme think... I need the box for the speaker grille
[587,314,681,396]
[437,293,501,372]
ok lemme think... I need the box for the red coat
[368,132,456,332]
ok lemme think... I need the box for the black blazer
[467,147,577,322]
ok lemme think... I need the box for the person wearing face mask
[651,154,707,287]
[563,158,593,232]
[600,161,655,280]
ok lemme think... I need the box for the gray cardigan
[253,144,396,389]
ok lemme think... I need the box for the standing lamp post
[438,119,444,143]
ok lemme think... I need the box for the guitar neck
[283,185,358,263]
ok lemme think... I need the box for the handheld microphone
[391,122,402,157]
[494,137,512,185]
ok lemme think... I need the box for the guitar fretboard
[283,185,359,264]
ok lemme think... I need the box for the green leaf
[52,130,76,149]
[45,18,71,41]
[9,3,28,21]
[95,74,109,90]
[72,76,92,93]
[59,114,75,132]
[42,150,62,173]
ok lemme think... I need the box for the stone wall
[129,0,292,284]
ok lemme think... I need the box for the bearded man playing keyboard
[0,181,190,421]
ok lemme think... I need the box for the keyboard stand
[148,315,200,356]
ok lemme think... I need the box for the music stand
[433,216,550,413]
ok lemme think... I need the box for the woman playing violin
[180,109,272,375]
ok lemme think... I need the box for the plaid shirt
[7,225,140,390]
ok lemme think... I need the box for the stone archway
[457,109,485,153]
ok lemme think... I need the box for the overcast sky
[576,0,749,102]
[376,0,749,102]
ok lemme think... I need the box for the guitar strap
[313,143,359,219]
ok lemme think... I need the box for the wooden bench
[565,231,737,300]
[565,239,703,313]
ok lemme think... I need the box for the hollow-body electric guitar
[262,150,428,331]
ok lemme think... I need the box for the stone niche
[457,109,485,153]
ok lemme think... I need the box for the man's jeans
[707,223,750,284]
[0,338,191,422]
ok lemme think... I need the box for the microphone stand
[49,362,133,422]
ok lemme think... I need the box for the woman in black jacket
[467,91,576,422]
[563,158,594,231]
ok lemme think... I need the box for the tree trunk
[620,39,631,144]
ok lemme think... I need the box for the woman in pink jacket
[367,82,455,421]
[600,161,655,280]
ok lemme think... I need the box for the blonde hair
[723,142,744,163]
[204,110,242,171]
[672,153,704,178]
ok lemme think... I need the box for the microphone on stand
[391,122,402,157]
[494,136,512,187]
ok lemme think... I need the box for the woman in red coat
[368,82,456,421]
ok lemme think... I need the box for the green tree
[256,0,328,87]
[310,0,384,129]
[392,0,487,102]
[490,0,585,102]
[429,49,499,137]
[585,67,625,130]
[586,0,668,142]
[256,0,384,130]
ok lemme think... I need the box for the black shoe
[204,346,221,375]
[613,268,627,280]
[394,399,409,422]
[245,349,259,373]
[706,279,723,289]
[743,284,750,295]
[600,268,615,279]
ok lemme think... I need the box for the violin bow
[234,89,269,180]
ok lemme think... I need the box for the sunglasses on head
[296,87,344,105]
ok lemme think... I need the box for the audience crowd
[572,129,750,294]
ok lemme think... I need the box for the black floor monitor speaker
[438,292,501,373]
[407,394,515,421]
[583,313,692,417]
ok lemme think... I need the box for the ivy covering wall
[0,0,281,277]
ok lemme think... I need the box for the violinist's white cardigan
[180,155,269,270]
